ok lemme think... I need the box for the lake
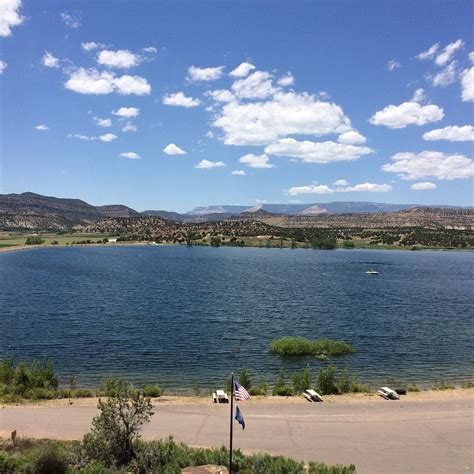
[1,246,472,390]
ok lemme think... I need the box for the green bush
[432,379,455,391]
[0,451,17,474]
[72,389,96,398]
[462,381,474,388]
[238,368,252,390]
[31,443,68,474]
[249,383,268,396]
[25,236,45,245]
[309,461,356,473]
[26,387,56,400]
[272,369,294,396]
[142,385,163,397]
[269,337,355,358]
[292,368,312,394]
[316,366,338,395]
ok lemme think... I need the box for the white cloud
[34,124,49,131]
[120,152,140,160]
[187,65,224,82]
[60,12,80,29]
[333,179,349,186]
[435,39,464,66]
[277,73,295,86]
[163,143,186,155]
[65,68,151,95]
[470,52,474,63]
[288,182,392,195]
[431,61,458,87]
[387,60,400,71]
[239,153,273,169]
[411,182,437,190]
[122,121,137,132]
[265,138,373,164]
[460,67,474,102]
[231,71,276,99]
[93,117,112,127]
[0,0,24,37]
[417,43,439,61]
[99,133,117,142]
[97,50,140,69]
[213,91,351,146]
[369,100,443,129]
[207,89,235,103]
[163,91,201,108]
[382,151,474,180]
[142,46,157,53]
[195,159,225,169]
[411,88,426,103]
[337,130,367,145]
[230,62,255,78]
[112,107,139,118]
[232,170,246,176]
[81,42,106,51]
[0,60,7,74]
[423,125,474,142]
[42,52,59,68]
[68,133,95,141]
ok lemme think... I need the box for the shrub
[238,368,252,390]
[308,461,356,473]
[462,381,474,389]
[0,451,17,474]
[342,240,355,249]
[25,236,45,245]
[26,387,56,400]
[72,389,95,398]
[142,385,163,397]
[432,379,455,391]
[272,369,294,396]
[269,337,355,358]
[31,443,68,474]
[316,366,338,395]
[292,368,312,394]
[249,383,268,396]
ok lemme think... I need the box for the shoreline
[2,387,473,408]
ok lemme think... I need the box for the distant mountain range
[0,192,471,231]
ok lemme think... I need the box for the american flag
[234,380,250,400]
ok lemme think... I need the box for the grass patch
[269,337,355,358]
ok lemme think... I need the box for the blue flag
[235,405,245,430]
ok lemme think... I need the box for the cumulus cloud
[417,43,440,61]
[97,50,140,69]
[230,62,255,78]
[163,143,186,155]
[333,179,349,186]
[265,138,373,164]
[382,151,474,180]
[142,46,157,53]
[423,125,474,142]
[0,60,7,74]
[122,121,137,132]
[195,159,225,169]
[239,153,273,169]
[277,73,295,86]
[60,12,81,29]
[34,124,49,131]
[232,170,246,176]
[112,107,139,118]
[0,0,24,37]
[460,67,474,101]
[369,100,443,129]
[231,71,276,99]
[42,52,60,68]
[187,65,224,82]
[387,60,400,71]
[207,89,235,103]
[213,91,351,146]
[411,88,426,103]
[65,68,151,95]
[93,117,112,128]
[337,130,367,145]
[98,133,117,142]
[411,182,437,190]
[435,39,464,66]
[120,152,140,160]
[288,182,392,195]
[163,91,201,107]
[431,61,458,87]
[81,41,106,51]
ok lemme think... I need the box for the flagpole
[229,372,234,474]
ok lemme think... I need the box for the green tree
[25,236,45,245]
[316,365,338,395]
[81,378,154,466]
[292,367,312,394]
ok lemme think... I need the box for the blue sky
[0,0,473,212]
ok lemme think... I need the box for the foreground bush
[269,337,355,358]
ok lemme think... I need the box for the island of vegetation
[269,337,355,359]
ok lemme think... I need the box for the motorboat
[366,269,379,275]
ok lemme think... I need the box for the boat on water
[366,269,379,275]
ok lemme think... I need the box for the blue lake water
[1,246,473,390]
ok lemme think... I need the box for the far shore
[2,387,473,409]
